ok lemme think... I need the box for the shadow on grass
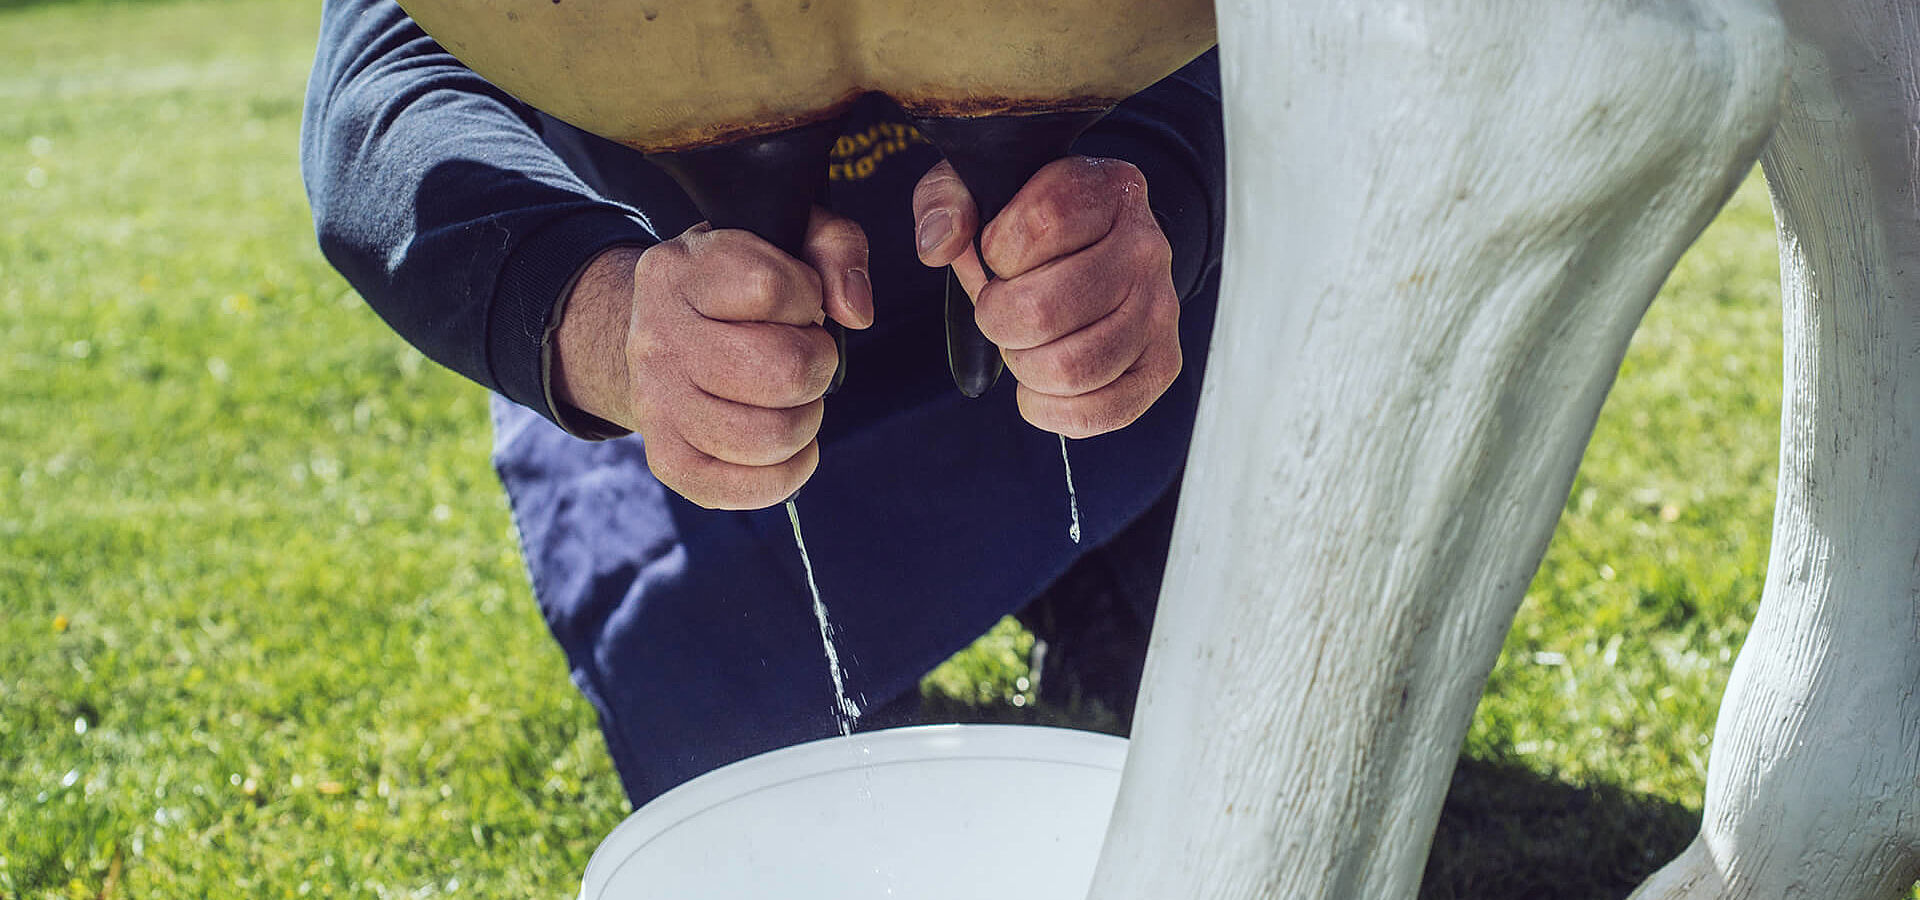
[1422,756,1696,900]
[903,694,1696,900]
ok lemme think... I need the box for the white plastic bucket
[578,724,1127,900]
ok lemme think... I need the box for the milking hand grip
[909,109,1110,398]
[648,119,849,395]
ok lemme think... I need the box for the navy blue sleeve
[300,0,658,431]
[1073,49,1226,303]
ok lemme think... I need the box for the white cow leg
[1628,4,1920,899]
[1090,2,1785,898]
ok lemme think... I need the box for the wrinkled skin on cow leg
[1628,2,1920,897]
[1093,1,1787,898]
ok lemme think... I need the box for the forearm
[550,244,648,436]
[300,0,657,425]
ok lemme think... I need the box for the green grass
[1465,178,1787,802]
[1,1,1909,897]
[2,1,624,895]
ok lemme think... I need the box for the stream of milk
[1060,434,1082,544]
[788,435,1077,740]
[785,499,896,893]
[784,499,861,736]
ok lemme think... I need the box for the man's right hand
[552,208,873,510]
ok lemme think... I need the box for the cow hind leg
[1089,1,1787,898]
[1628,4,1920,899]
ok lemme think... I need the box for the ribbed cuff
[487,208,656,438]
[1071,129,1216,302]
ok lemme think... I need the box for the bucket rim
[577,723,1128,899]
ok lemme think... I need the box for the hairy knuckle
[648,456,707,505]
[815,216,863,250]
[1016,287,1063,339]
[717,462,777,506]
[807,334,840,391]
[770,332,833,402]
[973,285,1016,344]
[643,453,676,486]
[625,324,670,376]
[734,263,782,310]
[1101,159,1146,194]
[810,363,837,398]
[1126,228,1170,268]
[1025,188,1066,235]
[1003,301,1051,349]
[709,482,761,511]
[641,239,689,276]
[1092,399,1138,436]
[995,199,1049,254]
[1048,343,1099,392]
[743,433,798,468]
[1156,339,1184,385]
[696,467,771,511]
[764,404,816,454]
[690,228,736,263]
[775,467,812,504]
[1147,290,1180,333]
[764,342,812,399]
[1058,405,1106,440]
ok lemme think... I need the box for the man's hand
[552,208,873,510]
[912,156,1181,438]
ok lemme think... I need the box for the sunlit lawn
[3,1,1908,898]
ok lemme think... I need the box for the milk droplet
[1060,435,1082,543]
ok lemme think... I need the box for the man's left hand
[912,156,1182,439]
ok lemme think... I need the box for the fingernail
[845,267,873,327]
[917,209,953,255]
